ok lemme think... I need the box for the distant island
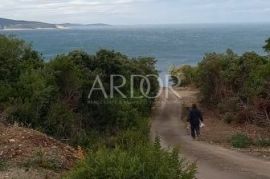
[59,23,111,28]
[0,17,111,30]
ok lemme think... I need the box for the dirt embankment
[0,122,83,179]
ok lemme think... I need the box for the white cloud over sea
[1,0,270,24]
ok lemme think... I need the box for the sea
[1,24,270,84]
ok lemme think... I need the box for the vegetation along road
[151,88,270,179]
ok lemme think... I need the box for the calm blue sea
[1,24,270,80]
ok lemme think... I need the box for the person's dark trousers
[191,124,200,139]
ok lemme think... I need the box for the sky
[1,0,270,25]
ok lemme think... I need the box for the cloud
[0,0,270,24]
[1,0,155,23]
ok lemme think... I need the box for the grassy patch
[23,150,62,171]
[230,133,252,148]
[0,159,7,171]
[254,138,270,147]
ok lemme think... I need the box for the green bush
[45,101,76,138]
[70,129,93,148]
[116,128,148,150]
[67,114,196,179]
[254,138,270,147]
[263,38,270,53]
[170,65,198,86]
[0,35,160,144]
[230,133,252,148]
[113,115,151,150]
[0,159,7,171]
[171,44,270,126]
[65,144,196,179]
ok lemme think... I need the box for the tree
[0,35,160,145]
[0,35,42,83]
[263,38,270,53]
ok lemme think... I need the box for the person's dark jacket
[188,108,203,126]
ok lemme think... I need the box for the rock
[9,139,15,143]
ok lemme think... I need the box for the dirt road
[150,88,270,179]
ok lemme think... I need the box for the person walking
[188,104,203,139]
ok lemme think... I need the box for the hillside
[0,18,57,29]
[0,122,83,178]
[57,23,111,29]
[0,18,111,30]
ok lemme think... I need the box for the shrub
[114,116,151,150]
[170,65,198,86]
[70,129,93,147]
[45,101,76,138]
[171,45,270,128]
[0,159,7,171]
[6,99,35,127]
[65,144,196,179]
[0,35,160,143]
[255,138,270,147]
[263,38,270,53]
[116,129,148,150]
[230,133,252,148]
[0,35,42,83]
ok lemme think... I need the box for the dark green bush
[0,35,159,145]
[171,43,270,126]
[263,38,270,53]
[116,120,149,150]
[45,101,76,138]
[254,138,270,147]
[230,133,252,148]
[65,144,196,179]
[66,114,196,179]
[0,159,7,171]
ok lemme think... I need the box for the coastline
[0,27,63,31]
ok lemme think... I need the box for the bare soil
[0,122,83,179]
[200,107,270,160]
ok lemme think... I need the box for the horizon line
[2,17,270,26]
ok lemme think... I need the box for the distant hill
[59,23,111,28]
[0,18,57,29]
[0,18,111,30]
[86,23,111,26]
